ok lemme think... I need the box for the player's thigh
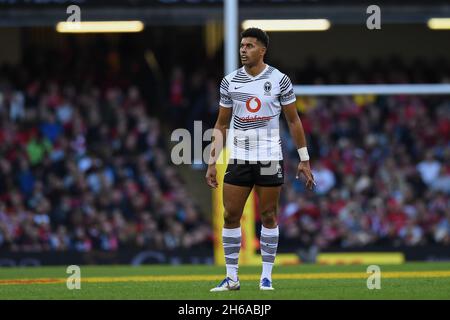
[223,183,253,216]
[254,185,282,214]
[253,160,284,187]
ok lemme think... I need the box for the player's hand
[205,165,218,188]
[296,161,315,190]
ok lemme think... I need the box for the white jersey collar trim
[242,64,269,80]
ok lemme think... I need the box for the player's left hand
[296,161,315,190]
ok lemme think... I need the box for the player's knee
[224,210,241,225]
[260,207,277,224]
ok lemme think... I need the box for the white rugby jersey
[219,64,297,161]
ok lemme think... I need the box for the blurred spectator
[431,167,450,193]
[311,161,336,195]
[417,151,442,185]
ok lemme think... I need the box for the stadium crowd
[0,44,448,253]
[279,93,450,250]
[0,66,212,252]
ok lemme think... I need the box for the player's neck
[244,62,266,77]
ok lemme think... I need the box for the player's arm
[282,102,315,190]
[205,106,232,188]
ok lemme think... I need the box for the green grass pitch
[0,262,449,299]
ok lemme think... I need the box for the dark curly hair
[241,28,269,49]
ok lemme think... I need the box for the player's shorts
[223,159,284,187]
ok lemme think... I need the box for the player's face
[240,37,266,67]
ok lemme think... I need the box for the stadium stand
[0,44,448,253]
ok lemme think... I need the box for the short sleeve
[279,74,296,106]
[219,77,233,108]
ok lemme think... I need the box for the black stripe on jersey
[233,118,272,130]
[231,67,276,83]
[233,76,250,81]
[231,70,251,83]
[231,79,253,84]
[233,143,258,151]
[280,83,290,93]
[234,117,272,126]
[229,92,254,99]
[279,75,290,92]
[229,94,254,103]
[233,137,280,151]
[233,139,258,151]
[234,124,267,131]
[280,75,289,85]
[258,66,275,80]
[234,121,268,129]
[280,74,289,84]
[234,120,268,130]
[220,78,230,92]
[233,138,258,146]
[233,73,248,78]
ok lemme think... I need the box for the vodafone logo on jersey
[245,97,262,113]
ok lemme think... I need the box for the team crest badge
[264,81,272,96]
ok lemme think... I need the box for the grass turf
[0,262,449,300]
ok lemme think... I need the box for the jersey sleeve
[279,74,296,106]
[219,77,233,108]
